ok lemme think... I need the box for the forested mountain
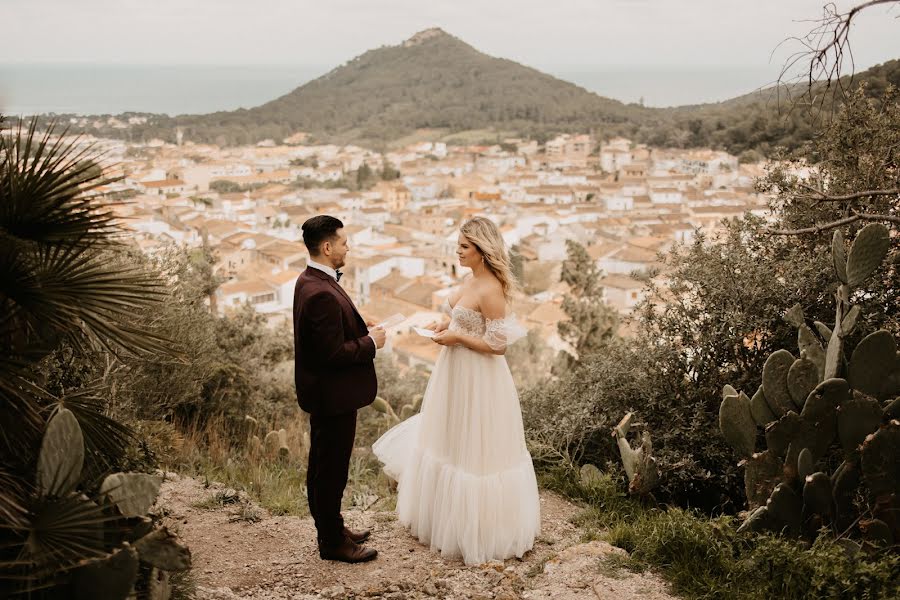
[45,28,900,155]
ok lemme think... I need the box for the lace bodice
[448,303,486,337]
[442,299,526,352]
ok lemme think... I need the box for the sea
[0,64,778,117]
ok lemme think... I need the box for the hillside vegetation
[42,29,900,155]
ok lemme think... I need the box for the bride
[372,216,541,565]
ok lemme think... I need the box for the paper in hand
[413,327,436,338]
[377,313,406,329]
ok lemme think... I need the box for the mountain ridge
[35,28,900,154]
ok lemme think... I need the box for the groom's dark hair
[302,215,344,256]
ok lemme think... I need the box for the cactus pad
[832,229,848,284]
[72,545,139,600]
[797,448,814,482]
[134,527,192,571]
[837,394,884,455]
[750,385,776,426]
[37,407,85,497]
[766,483,803,536]
[797,325,825,381]
[743,450,783,509]
[802,472,834,518]
[100,473,162,518]
[787,359,819,409]
[848,330,899,400]
[765,411,802,459]
[763,350,796,416]
[719,392,756,457]
[846,223,890,287]
[860,421,900,501]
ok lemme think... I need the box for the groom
[293,215,385,563]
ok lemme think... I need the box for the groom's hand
[365,317,377,327]
[369,326,386,349]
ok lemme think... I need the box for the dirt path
[156,472,677,600]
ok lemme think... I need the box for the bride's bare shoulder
[475,276,504,308]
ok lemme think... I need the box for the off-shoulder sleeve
[483,315,528,352]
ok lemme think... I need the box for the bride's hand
[432,331,459,346]
[426,319,449,333]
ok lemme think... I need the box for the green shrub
[554,466,900,600]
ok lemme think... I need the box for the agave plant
[0,117,185,596]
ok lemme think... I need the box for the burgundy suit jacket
[293,267,377,415]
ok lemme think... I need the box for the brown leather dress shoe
[343,526,371,543]
[318,536,377,563]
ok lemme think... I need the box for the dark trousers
[307,409,357,547]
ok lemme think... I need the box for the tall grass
[143,408,398,517]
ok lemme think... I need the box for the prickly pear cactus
[72,545,140,600]
[612,412,659,496]
[370,396,400,423]
[134,527,192,571]
[100,472,162,518]
[718,225,898,541]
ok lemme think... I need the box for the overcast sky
[3,0,898,72]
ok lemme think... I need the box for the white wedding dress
[372,300,541,565]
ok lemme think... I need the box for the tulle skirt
[372,344,541,565]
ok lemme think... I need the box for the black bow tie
[335,270,343,282]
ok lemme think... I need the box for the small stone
[486,571,505,586]
[422,582,439,596]
[320,585,346,599]
[495,588,519,600]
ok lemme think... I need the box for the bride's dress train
[372,301,541,565]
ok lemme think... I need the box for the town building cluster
[85,129,772,370]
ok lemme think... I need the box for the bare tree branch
[796,182,900,202]
[775,0,900,114]
[765,212,900,235]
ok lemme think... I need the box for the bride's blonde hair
[460,216,520,303]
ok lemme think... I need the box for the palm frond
[0,493,113,590]
[0,118,123,247]
[0,374,47,464]
[1,243,172,365]
[0,468,30,531]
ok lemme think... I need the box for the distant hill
[42,29,900,155]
